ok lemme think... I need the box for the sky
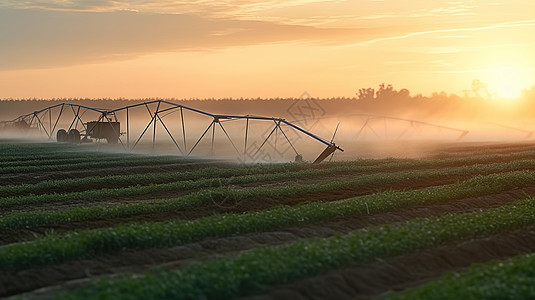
[0,0,534,99]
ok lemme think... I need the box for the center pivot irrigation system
[352,114,469,141]
[0,100,343,163]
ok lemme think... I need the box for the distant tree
[398,88,411,99]
[431,91,449,101]
[357,84,412,101]
[357,88,375,101]
[375,83,396,100]
[463,79,491,99]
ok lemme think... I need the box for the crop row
[0,143,101,158]
[0,153,143,168]
[389,252,535,300]
[0,142,76,153]
[3,140,535,178]
[0,157,460,197]
[2,167,535,231]
[3,158,535,211]
[430,143,535,158]
[0,155,215,175]
[1,170,534,270]
[52,197,535,300]
[0,164,299,197]
[0,151,117,163]
[0,162,233,188]
[4,148,535,197]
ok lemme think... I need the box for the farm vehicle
[56,121,121,144]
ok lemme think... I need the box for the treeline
[1,83,535,123]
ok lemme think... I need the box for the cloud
[0,1,489,30]
[345,19,535,47]
[0,0,340,16]
[409,4,478,18]
[0,0,124,11]
[0,1,391,27]
[0,8,367,70]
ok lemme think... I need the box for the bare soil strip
[2,187,534,298]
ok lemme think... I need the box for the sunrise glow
[488,64,531,100]
[0,1,534,100]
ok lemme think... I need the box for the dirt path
[3,187,535,298]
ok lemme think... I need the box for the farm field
[2,140,535,299]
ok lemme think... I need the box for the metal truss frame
[1,100,343,162]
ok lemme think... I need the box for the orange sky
[0,1,534,99]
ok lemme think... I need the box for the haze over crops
[3,84,535,161]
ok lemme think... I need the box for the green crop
[3,157,535,210]
[0,152,116,163]
[4,147,535,197]
[0,154,140,168]
[2,170,535,271]
[388,252,535,300]
[52,198,535,300]
[0,165,281,197]
[0,155,217,175]
[1,167,535,231]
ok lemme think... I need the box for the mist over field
[2,83,535,161]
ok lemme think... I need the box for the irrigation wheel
[68,129,81,144]
[56,129,68,143]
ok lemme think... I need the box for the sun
[496,81,521,99]
[486,64,530,100]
